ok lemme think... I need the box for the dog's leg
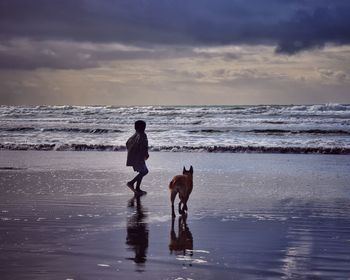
[183,195,189,212]
[179,193,186,214]
[178,215,183,233]
[183,200,188,212]
[178,201,183,215]
[170,190,177,217]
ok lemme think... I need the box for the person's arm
[126,133,137,151]
[141,134,149,160]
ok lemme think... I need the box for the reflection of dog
[169,215,193,255]
[169,166,193,217]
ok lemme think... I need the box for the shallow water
[0,151,350,279]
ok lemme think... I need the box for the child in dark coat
[126,120,149,195]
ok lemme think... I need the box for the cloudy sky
[0,0,350,105]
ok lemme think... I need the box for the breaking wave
[1,143,349,154]
[1,104,350,155]
[0,143,125,151]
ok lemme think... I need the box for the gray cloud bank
[0,39,166,70]
[1,0,350,53]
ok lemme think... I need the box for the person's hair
[134,120,146,132]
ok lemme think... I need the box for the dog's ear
[183,166,186,174]
[189,166,193,174]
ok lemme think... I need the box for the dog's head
[183,166,193,176]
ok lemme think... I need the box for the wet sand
[1,151,350,279]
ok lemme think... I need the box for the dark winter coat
[126,132,149,167]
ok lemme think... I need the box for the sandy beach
[1,151,350,279]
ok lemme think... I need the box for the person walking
[126,120,149,195]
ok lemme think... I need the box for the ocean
[1,104,350,154]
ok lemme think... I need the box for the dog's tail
[169,178,176,190]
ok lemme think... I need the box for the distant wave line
[1,143,349,154]
[247,129,350,135]
[0,127,123,134]
[188,128,350,135]
[2,126,350,135]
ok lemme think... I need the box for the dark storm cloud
[0,0,350,70]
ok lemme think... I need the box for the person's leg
[128,163,148,193]
[128,173,141,187]
[128,163,144,187]
[135,164,148,192]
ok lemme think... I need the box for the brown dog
[169,166,193,217]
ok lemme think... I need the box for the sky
[0,0,350,105]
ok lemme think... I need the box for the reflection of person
[169,214,193,256]
[126,120,149,195]
[126,196,149,266]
